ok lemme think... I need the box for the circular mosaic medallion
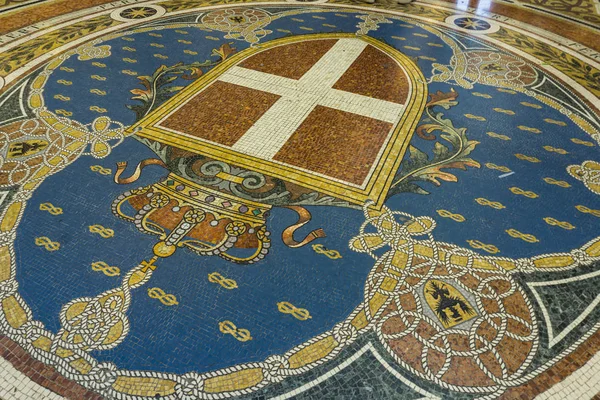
[446,14,500,34]
[110,5,166,22]
[454,16,491,30]
[1,2,600,400]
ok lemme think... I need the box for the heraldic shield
[112,33,427,264]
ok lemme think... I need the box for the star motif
[455,17,490,30]
[120,7,158,20]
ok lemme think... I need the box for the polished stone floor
[0,0,599,399]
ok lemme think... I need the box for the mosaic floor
[0,0,599,399]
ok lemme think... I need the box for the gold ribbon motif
[113,159,167,184]
[281,206,326,248]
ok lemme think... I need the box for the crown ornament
[112,159,325,263]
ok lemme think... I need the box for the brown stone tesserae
[0,0,599,399]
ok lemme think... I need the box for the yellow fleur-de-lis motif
[90,165,111,175]
[518,126,541,134]
[291,18,304,22]
[89,106,107,113]
[419,56,436,61]
[312,15,326,20]
[175,30,188,34]
[35,237,60,251]
[150,43,164,48]
[392,36,406,41]
[464,114,486,121]
[475,198,505,210]
[543,145,568,154]
[148,287,179,306]
[515,154,541,163]
[219,320,252,342]
[183,50,198,55]
[121,36,135,41]
[466,240,499,254]
[90,89,106,96]
[277,302,312,321]
[322,23,337,28]
[399,24,413,28]
[88,224,114,238]
[472,92,492,99]
[571,138,594,147]
[208,272,238,290]
[148,33,162,37]
[91,261,120,277]
[122,58,137,63]
[413,33,428,37]
[59,67,74,72]
[544,118,566,126]
[53,94,70,101]
[404,46,420,51]
[543,177,571,188]
[485,163,511,173]
[427,42,443,47]
[122,46,136,52]
[506,228,539,243]
[299,27,314,31]
[91,62,106,68]
[520,102,542,109]
[121,69,138,76]
[543,217,575,230]
[575,205,600,218]
[497,88,516,94]
[509,187,538,198]
[436,209,465,222]
[178,39,192,44]
[312,243,342,259]
[486,132,511,140]
[54,109,72,116]
[154,54,168,59]
[277,29,292,33]
[57,79,72,85]
[39,202,63,215]
[493,108,515,115]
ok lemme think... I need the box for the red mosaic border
[0,0,115,34]
[502,328,600,398]
[0,335,102,400]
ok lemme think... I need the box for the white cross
[217,38,407,160]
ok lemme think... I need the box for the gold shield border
[129,33,428,209]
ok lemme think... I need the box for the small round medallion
[110,5,166,22]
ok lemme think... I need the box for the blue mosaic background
[14,7,600,375]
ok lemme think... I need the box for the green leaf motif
[128,43,236,120]
[388,90,480,197]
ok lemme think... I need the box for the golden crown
[112,173,272,264]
